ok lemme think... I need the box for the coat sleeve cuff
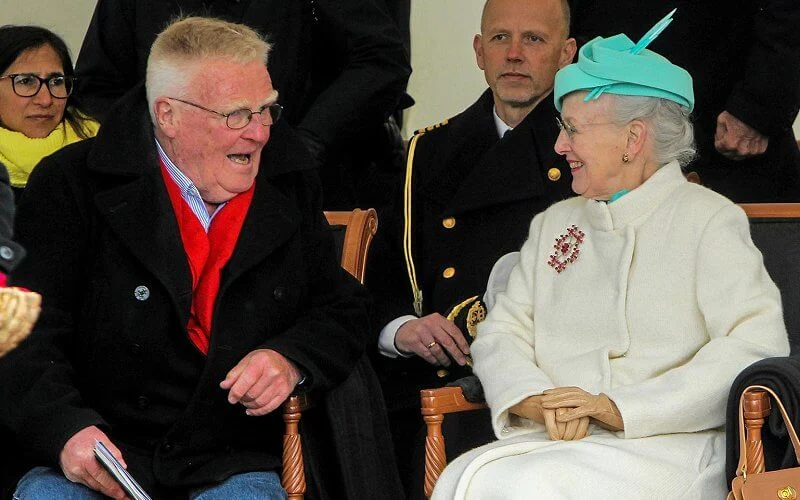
[377,315,417,358]
[22,408,107,467]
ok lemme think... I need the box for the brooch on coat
[547,225,585,273]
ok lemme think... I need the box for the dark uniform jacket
[0,87,375,498]
[572,0,800,202]
[368,89,574,414]
[74,0,411,209]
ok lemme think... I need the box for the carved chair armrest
[282,393,315,500]
[420,386,487,497]
[280,208,377,499]
[742,389,771,475]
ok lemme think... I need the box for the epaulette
[413,117,449,136]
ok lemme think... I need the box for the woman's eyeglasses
[555,116,579,138]
[0,73,75,99]
[556,116,620,139]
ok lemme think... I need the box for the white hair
[145,17,271,122]
[609,94,696,167]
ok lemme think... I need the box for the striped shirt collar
[155,138,225,232]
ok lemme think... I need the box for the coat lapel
[88,85,193,327]
[418,90,497,208]
[221,179,300,291]
[446,95,572,214]
[93,169,194,327]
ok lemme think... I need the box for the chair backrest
[282,208,378,500]
[324,209,379,284]
[740,203,800,354]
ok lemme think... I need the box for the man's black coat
[0,87,382,498]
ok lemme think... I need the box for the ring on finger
[426,341,438,349]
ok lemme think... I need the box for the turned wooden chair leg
[421,386,488,497]
[743,389,771,475]
[424,413,446,498]
[282,395,306,500]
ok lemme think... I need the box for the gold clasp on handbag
[778,485,797,499]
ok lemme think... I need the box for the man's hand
[509,395,589,441]
[541,386,624,432]
[714,110,769,160]
[395,313,470,366]
[59,426,127,499]
[220,349,301,416]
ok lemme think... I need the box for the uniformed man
[366,0,577,492]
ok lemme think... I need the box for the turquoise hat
[553,12,694,112]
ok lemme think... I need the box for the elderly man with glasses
[0,17,376,500]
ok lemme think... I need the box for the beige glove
[541,386,624,431]
[0,287,41,357]
[509,395,590,441]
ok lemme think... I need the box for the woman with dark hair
[0,25,98,196]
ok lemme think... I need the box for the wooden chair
[420,202,800,497]
[281,208,378,500]
[726,203,800,477]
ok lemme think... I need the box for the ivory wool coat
[434,162,790,499]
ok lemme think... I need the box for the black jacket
[0,164,22,274]
[74,0,412,209]
[368,90,575,413]
[75,0,410,148]
[571,0,800,202]
[0,87,373,497]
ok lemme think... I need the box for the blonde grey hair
[145,16,271,121]
[610,94,696,168]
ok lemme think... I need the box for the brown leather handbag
[728,385,800,500]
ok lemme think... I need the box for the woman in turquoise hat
[431,19,790,499]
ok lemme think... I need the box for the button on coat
[134,285,150,301]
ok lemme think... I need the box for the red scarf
[160,162,254,355]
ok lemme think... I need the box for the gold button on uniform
[547,167,561,181]
[442,267,456,279]
[442,217,456,229]
[436,369,449,378]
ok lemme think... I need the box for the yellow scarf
[0,113,100,188]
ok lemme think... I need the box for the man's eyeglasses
[0,73,75,99]
[167,97,282,130]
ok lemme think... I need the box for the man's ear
[473,34,485,70]
[154,98,178,138]
[560,38,577,68]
